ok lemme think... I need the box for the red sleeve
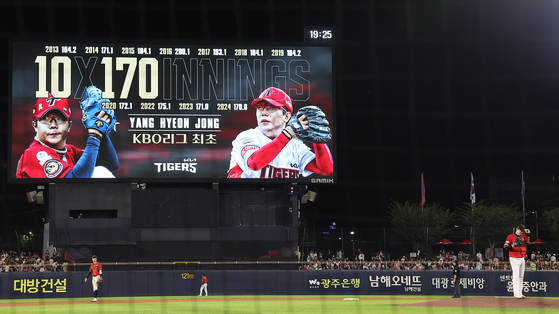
[247,133,291,170]
[504,234,514,247]
[304,143,333,175]
[227,164,243,178]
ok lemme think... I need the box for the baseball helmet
[33,94,71,120]
[251,87,293,113]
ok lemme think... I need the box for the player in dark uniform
[16,91,118,178]
[452,261,461,298]
[84,255,103,302]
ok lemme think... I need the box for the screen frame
[9,38,337,185]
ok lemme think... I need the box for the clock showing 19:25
[305,28,334,43]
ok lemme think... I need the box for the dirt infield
[1,296,558,309]
[402,296,559,309]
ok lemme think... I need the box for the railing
[1,260,301,272]
[2,259,557,272]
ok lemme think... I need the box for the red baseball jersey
[202,276,208,284]
[504,233,530,258]
[16,140,83,178]
[89,262,102,276]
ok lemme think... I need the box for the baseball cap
[251,87,293,113]
[33,94,71,120]
[517,224,526,232]
[92,255,97,259]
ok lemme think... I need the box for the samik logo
[311,178,334,184]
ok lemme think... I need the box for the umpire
[452,261,461,298]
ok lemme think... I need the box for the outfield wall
[0,270,557,299]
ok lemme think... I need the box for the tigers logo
[43,160,63,178]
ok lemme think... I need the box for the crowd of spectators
[527,250,557,270]
[2,247,557,272]
[300,249,559,271]
[0,249,69,272]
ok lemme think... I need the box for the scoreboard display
[10,41,335,184]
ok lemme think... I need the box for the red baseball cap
[33,94,71,120]
[251,87,293,113]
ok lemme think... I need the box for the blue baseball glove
[80,86,117,135]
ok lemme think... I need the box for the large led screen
[10,42,335,183]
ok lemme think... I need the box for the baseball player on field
[503,224,532,299]
[84,255,103,302]
[16,86,119,178]
[199,274,208,296]
[227,87,333,178]
[451,260,461,298]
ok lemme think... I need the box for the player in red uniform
[16,93,119,178]
[85,255,103,302]
[503,224,532,299]
[199,274,208,296]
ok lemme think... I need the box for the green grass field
[1,295,558,314]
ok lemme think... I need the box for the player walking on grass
[503,224,532,299]
[85,255,103,302]
[199,274,208,296]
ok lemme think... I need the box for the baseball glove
[287,106,331,143]
[512,236,525,248]
[97,277,103,286]
[80,86,117,135]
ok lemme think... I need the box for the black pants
[454,279,461,297]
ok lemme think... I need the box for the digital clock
[305,27,334,43]
[309,30,332,39]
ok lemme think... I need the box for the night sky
[2,0,559,234]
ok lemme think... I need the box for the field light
[301,189,317,204]
[26,186,44,204]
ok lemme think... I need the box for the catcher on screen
[227,87,333,179]
[16,86,119,178]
